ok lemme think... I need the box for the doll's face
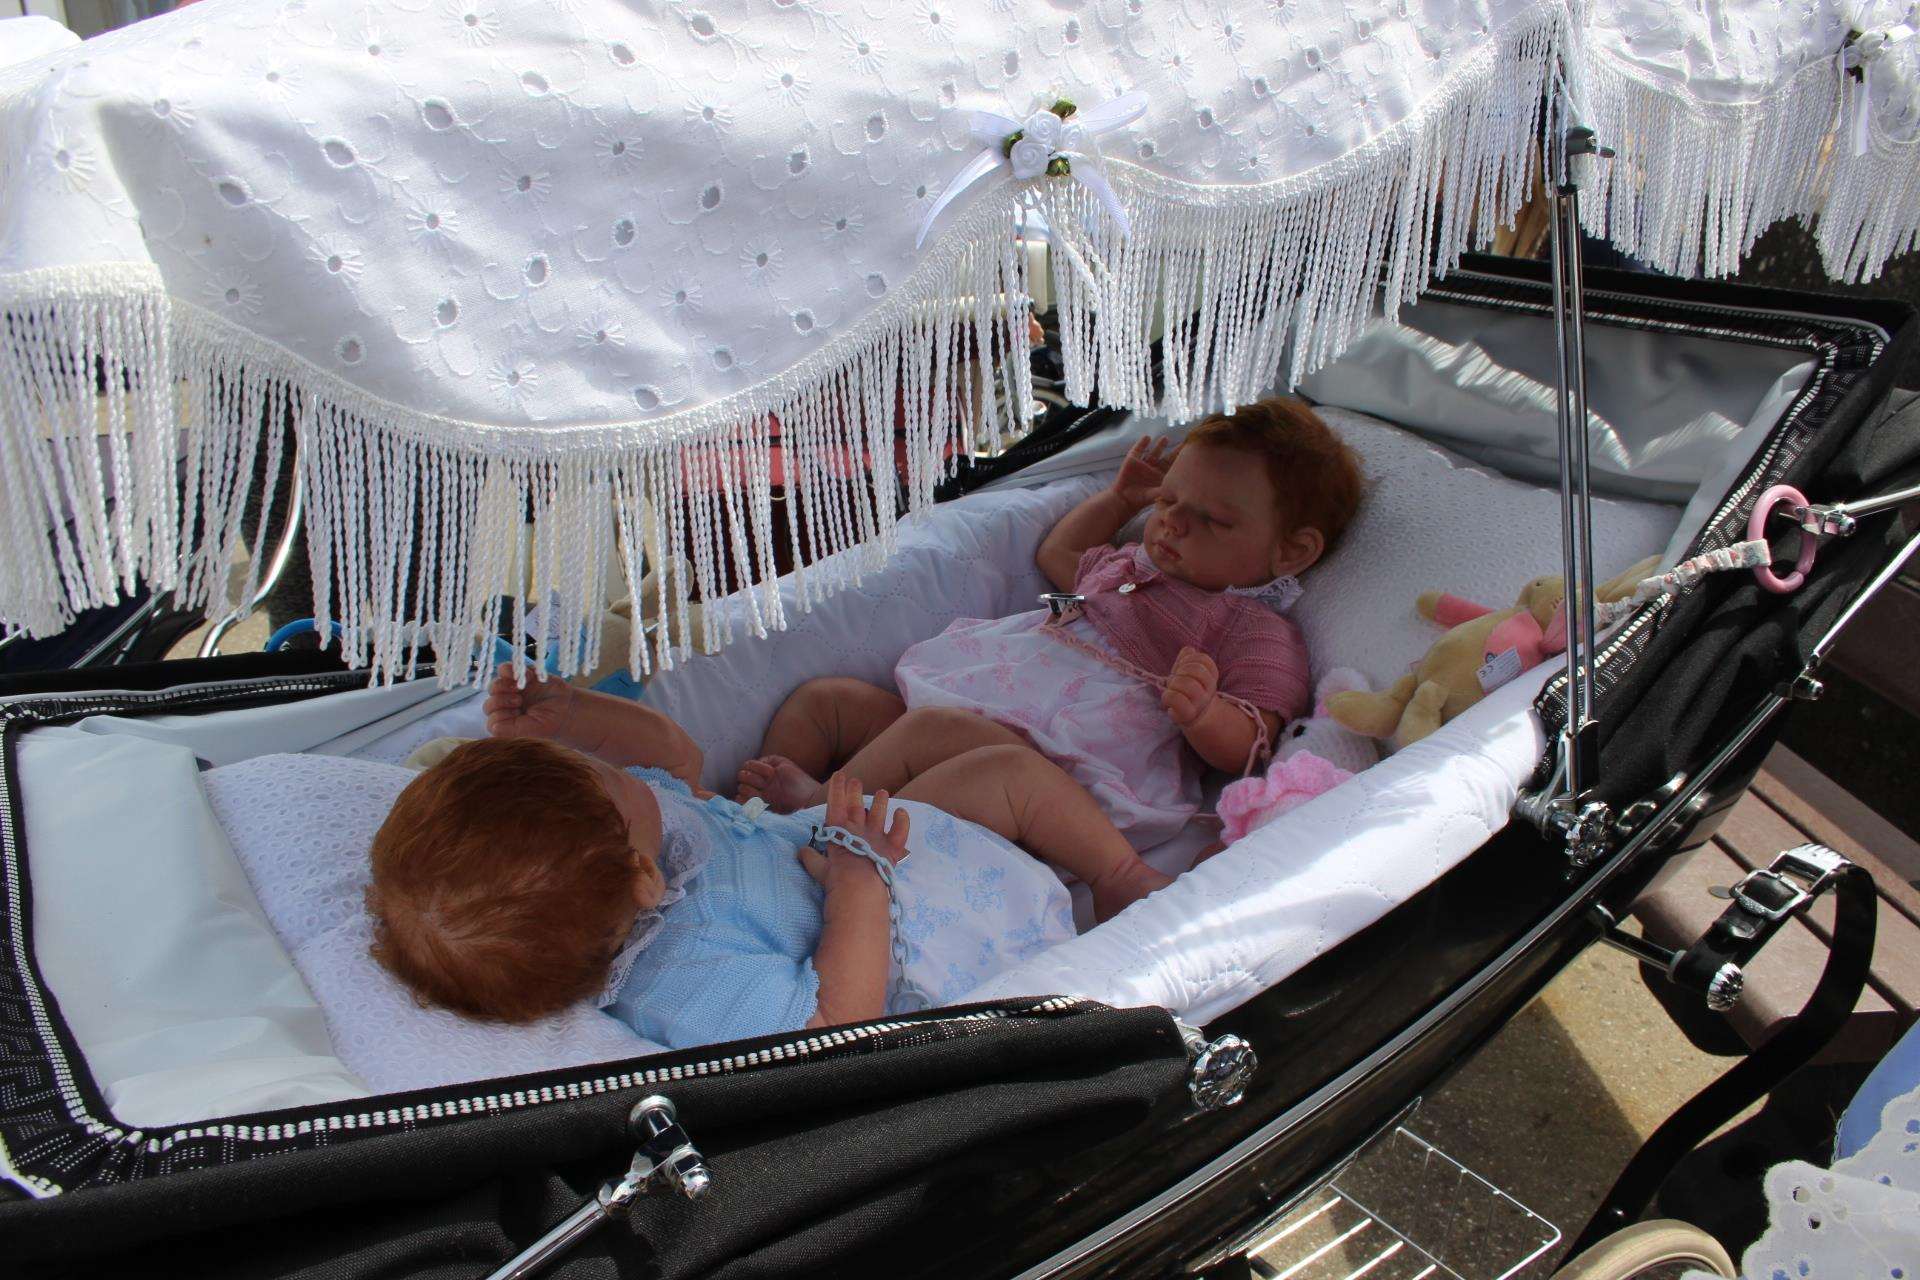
[1142,443,1326,589]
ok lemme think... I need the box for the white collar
[595,803,711,1008]
[1127,544,1303,614]
[1226,574,1304,614]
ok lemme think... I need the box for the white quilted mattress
[359,409,1682,1028]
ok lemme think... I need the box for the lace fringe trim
[1574,46,1920,282]
[1,4,1567,684]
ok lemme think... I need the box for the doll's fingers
[827,773,859,826]
[885,806,911,859]
[869,789,890,833]
[795,845,829,885]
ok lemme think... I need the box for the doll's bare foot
[1086,859,1174,923]
[735,755,823,813]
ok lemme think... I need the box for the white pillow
[204,754,662,1096]
[1297,409,1680,692]
[19,729,370,1126]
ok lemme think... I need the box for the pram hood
[2,0,1918,686]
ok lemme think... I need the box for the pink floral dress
[893,543,1310,850]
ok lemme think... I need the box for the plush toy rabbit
[1215,668,1379,845]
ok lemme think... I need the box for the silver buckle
[1771,842,1851,895]
[1730,869,1811,922]
[1729,844,1849,923]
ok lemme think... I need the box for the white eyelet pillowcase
[203,753,664,1095]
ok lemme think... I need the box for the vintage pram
[3,2,1920,1277]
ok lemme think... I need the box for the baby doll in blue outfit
[366,667,1082,1047]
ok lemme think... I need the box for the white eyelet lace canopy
[2,0,1915,687]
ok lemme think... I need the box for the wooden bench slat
[1749,746,1920,926]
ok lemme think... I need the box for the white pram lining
[19,405,1692,1125]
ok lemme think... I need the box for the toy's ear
[1271,524,1325,578]
[1523,575,1567,626]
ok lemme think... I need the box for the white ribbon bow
[914,91,1149,250]
[1838,23,1917,157]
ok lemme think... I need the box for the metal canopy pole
[1532,124,1613,864]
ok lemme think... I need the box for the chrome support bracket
[1517,738,1617,867]
[1550,797,1616,868]
[1529,117,1615,868]
[1591,904,1744,1012]
[486,1095,711,1280]
[1177,1021,1258,1112]
[1789,478,1920,537]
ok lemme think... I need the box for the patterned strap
[809,823,933,1013]
[1039,616,1272,777]
[1593,539,1776,628]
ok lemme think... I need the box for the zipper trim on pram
[1419,270,1889,737]
[0,672,1100,1198]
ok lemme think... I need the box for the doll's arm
[801,776,911,1028]
[1179,697,1282,775]
[1036,436,1173,590]
[1162,648,1283,774]
[484,667,706,793]
[570,691,707,790]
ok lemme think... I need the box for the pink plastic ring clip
[1748,484,1817,594]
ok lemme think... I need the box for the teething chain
[1039,616,1271,777]
[809,823,933,1012]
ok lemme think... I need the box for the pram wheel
[1548,1219,1735,1279]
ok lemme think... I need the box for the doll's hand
[1109,436,1174,511]
[484,663,576,739]
[1162,647,1219,727]
[798,773,911,887]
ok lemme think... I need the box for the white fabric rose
[1057,122,1092,157]
[1018,108,1064,149]
[1008,136,1054,179]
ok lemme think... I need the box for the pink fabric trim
[1216,751,1353,843]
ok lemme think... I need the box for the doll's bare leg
[758,677,906,773]
[741,677,906,809]
[897,743,1172,923]
[757,706,1031,812]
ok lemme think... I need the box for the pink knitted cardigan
[1072,543,1311,720]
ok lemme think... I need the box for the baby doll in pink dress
[739,398,1365,920]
